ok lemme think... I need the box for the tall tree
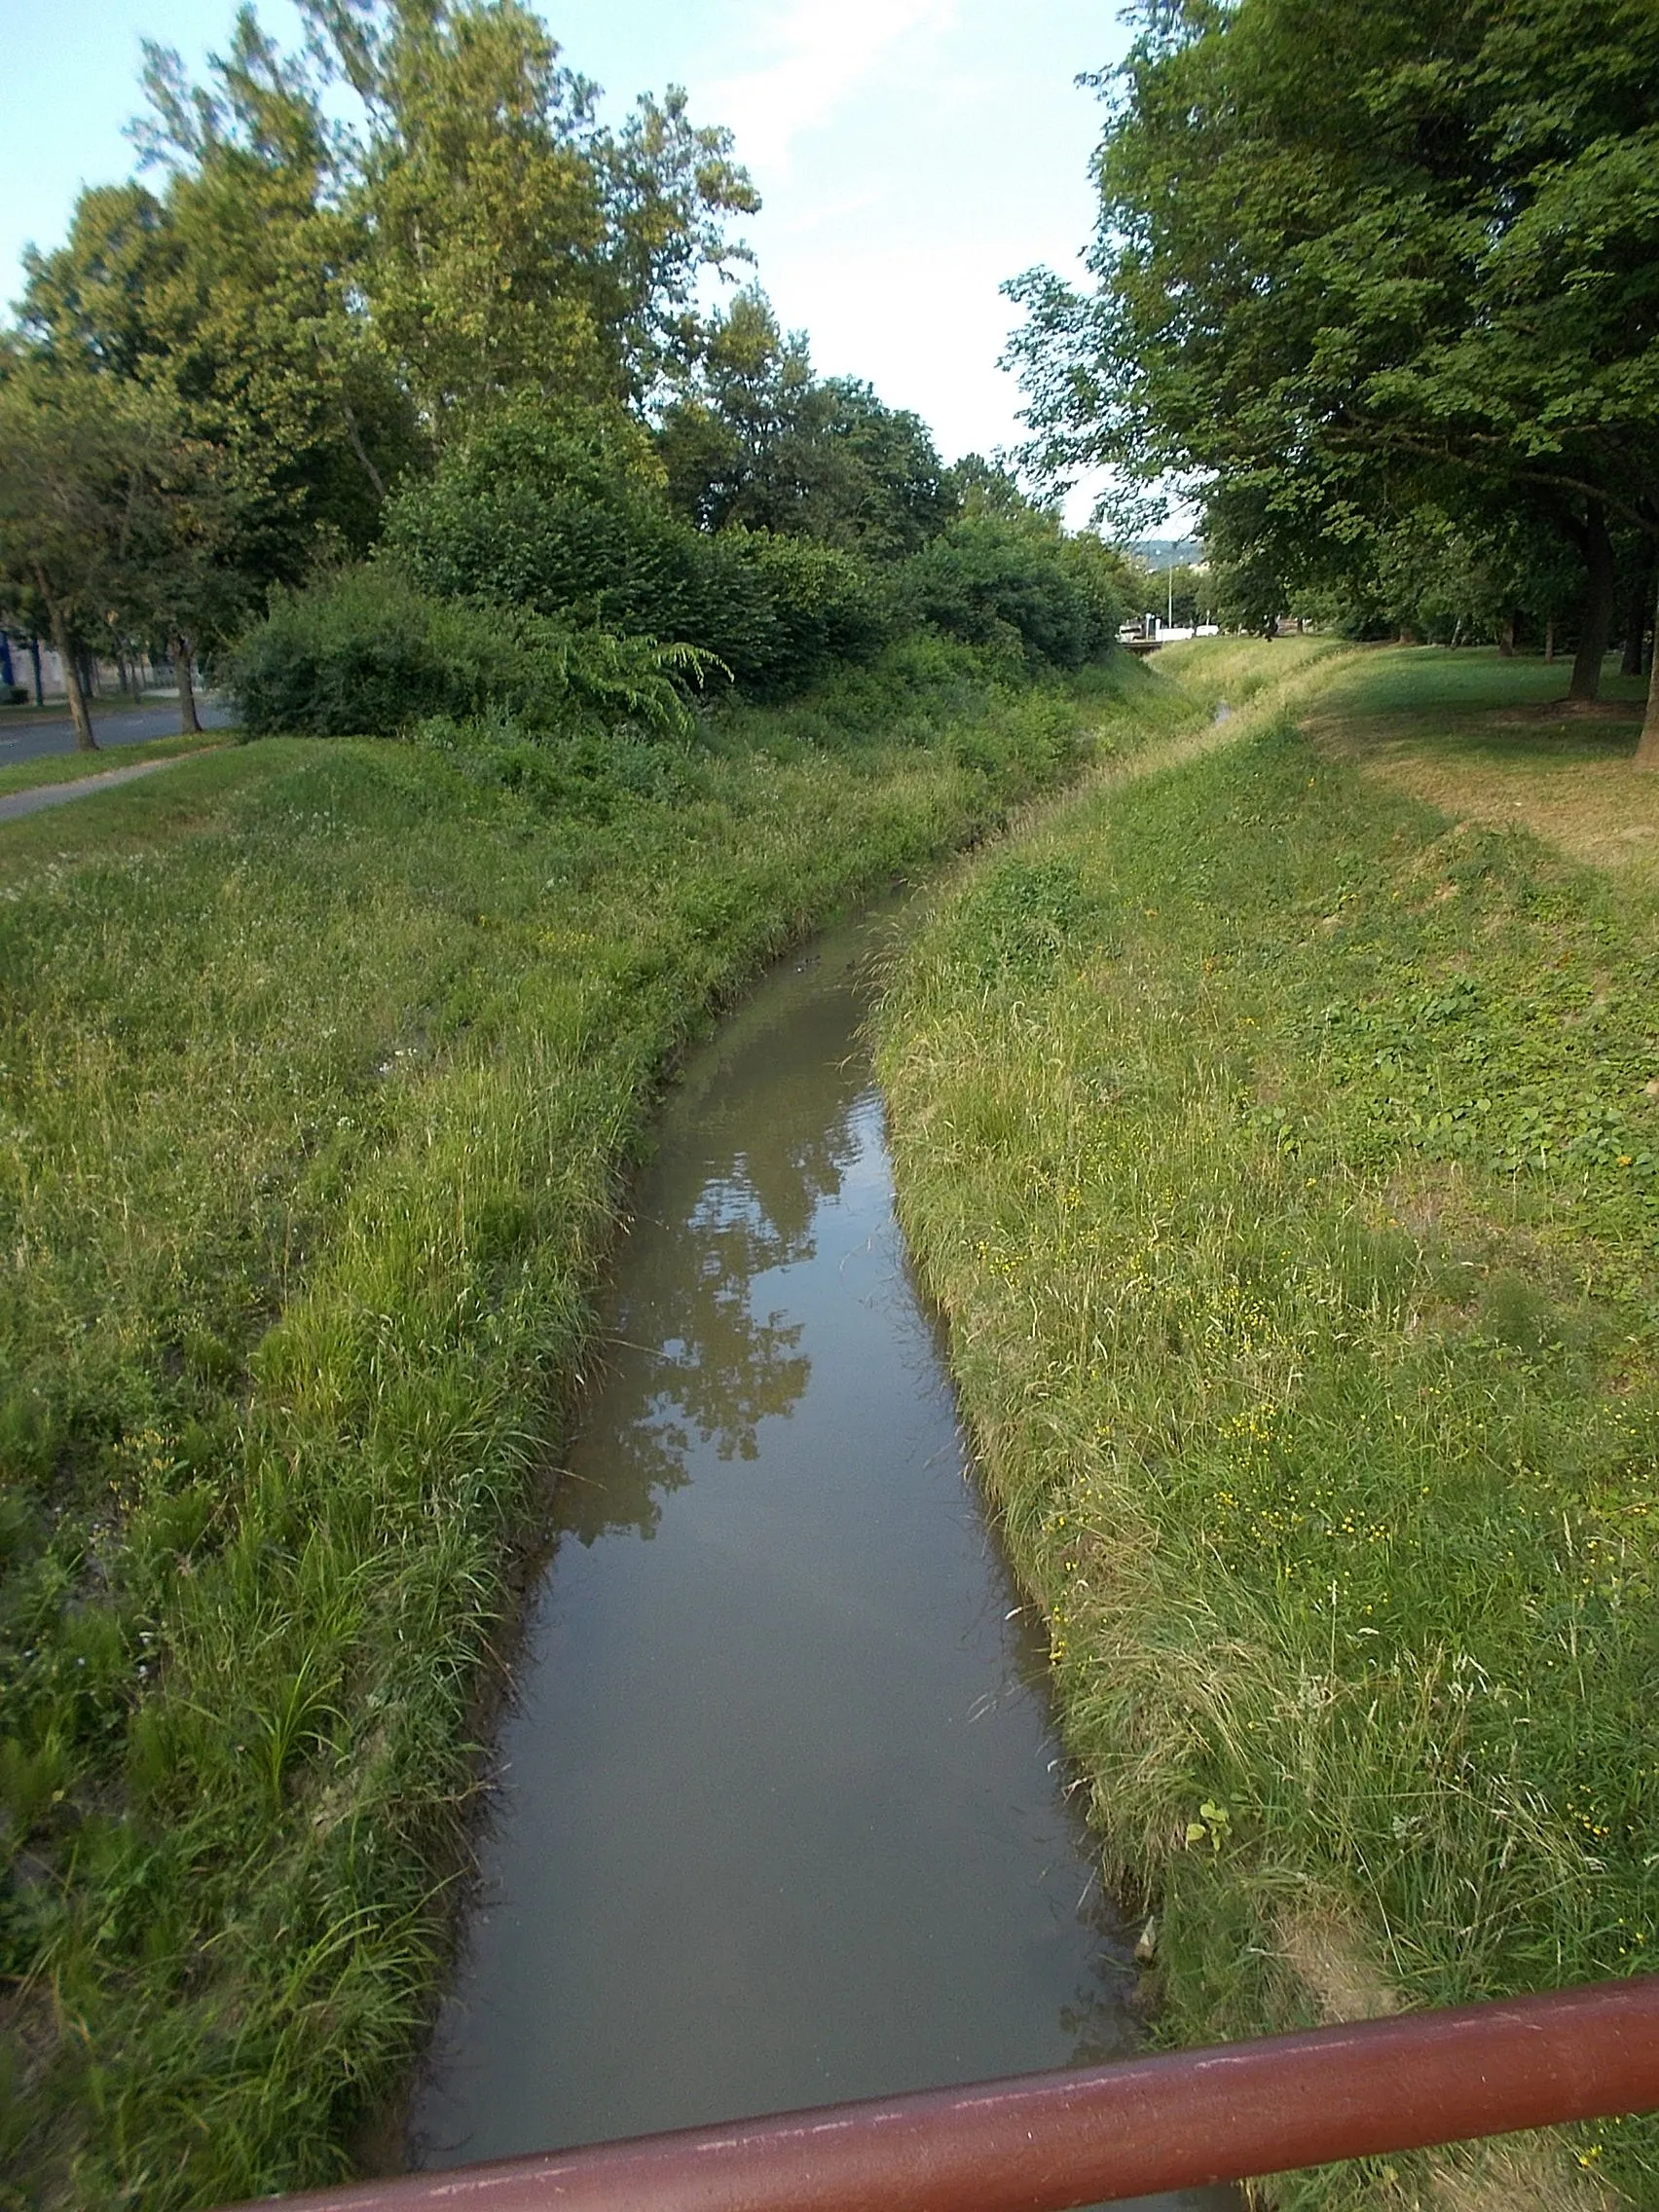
[129,13,416,565]
[295,0,757,435]
[658,288,957,555]
[0,359,167,749]
[21,13,416,616]
[1008,0,1659,702]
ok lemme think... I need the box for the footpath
[0,755,202,823]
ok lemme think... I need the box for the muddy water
[413,914,1230,2211]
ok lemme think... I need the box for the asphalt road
[0,698,236,764]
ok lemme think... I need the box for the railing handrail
[235,1972,1659,2212]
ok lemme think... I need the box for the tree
[1007,0,1659,704]
[900,512,1124,669]
[0,361,166,748]
[293,0,757,435]
[657,288,957,555]
[128,15,417,567]
[949,452,1046,521]
[380,397,892,697]
[21,16,417,628]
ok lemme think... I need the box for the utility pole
[1167,559,1175,632]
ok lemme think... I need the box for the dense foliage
[378,404,893,698]
[0,0,1124,745]
[229,565,709,739]
[1008,0,1659,710]
[902,515,1128,670]
[656,286,958,556]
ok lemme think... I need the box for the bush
[228,567,704,740]
[382,402,890,701]
[900,515,1125,669]
[384,404,694,637]
[690,531,892,698]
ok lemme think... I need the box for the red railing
[233,1973,1659,2212]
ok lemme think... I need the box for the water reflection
[415,918,1233,2211]
[555,970,865,1542]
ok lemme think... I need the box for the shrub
[691,531,892,697]
[228,567,704,740]
[900,515,1125,669]
[382,401,890,700]
[384,404,694,637]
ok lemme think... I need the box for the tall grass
[874,645,1659,2207]
[0,650,1158,2210]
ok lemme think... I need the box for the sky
[0,0,1136,505]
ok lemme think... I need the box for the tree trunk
[65,658,97,751]
[1498,614,1516,658]
[1635,565,1659,768]
[341,396,387,502]
[1545,617,1556,662]
[27,636,43,707]
[174,636,202,735]
[35,574,96,751]
[1624,557,1656,679]
[1567,501,1615,703]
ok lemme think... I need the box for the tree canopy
[657,288,959,556]
[0,0,1128,733]
[1008,0,1659,697]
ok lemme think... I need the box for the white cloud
[703,0,958,173]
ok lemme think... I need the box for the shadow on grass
[1405,717,1643,770]
[1315,647,1647,773]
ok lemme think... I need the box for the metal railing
[237,1973,1659,2212]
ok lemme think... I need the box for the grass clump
[0,645,1165,2210]
[873,644,1659,2207]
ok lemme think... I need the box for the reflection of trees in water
[554,1057,866,1545]
[656,1189,811,1462]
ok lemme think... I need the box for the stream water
[412,911,1230,2211]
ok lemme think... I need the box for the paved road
[0,698,236,764]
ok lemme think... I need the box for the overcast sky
[1,0,1131,493]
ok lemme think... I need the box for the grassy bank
[873,641,1659,2209]
[0,648,1169,2210]
[0,735,228,801]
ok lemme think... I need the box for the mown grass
[0,735,228,800]
[1309,647,1659,900]
[874,640,1659,2208]
[0,650,1178,2211]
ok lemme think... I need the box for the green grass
[0,734,229,799]
[0,649,1182,2211]
[874,644,1659,2208]
[1314,645,1648,725]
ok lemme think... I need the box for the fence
[225,1972,1659,2212]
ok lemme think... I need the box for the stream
[411,909,1231,2211]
